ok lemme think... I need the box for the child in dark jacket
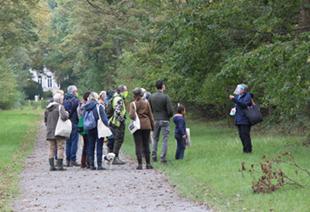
[173,104,187,160]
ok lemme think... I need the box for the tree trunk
[298,0,310,32]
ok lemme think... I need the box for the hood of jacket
[84,100,97,111]
[46,102,59,111]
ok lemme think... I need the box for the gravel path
[13,123,209,212]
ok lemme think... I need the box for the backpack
[77,117,87,135]
[83,110,96,130]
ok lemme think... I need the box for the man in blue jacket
[64,85,80,166]
[229,84,253,153]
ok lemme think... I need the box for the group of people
[44,79,256,171]
[44,80,189,171]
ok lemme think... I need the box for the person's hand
[229,95,235,100]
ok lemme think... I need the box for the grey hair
[240,84,249,92]
[67,85,78,95]
[88,92,99,101]
[53,93,64,104]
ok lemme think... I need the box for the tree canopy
[0,0,309,131]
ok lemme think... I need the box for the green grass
[122,120,310,212]
[0,108,42,211]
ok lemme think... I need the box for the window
[38,76,42,85]
[47,76,52,88]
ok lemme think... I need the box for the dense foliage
[44,0,309,130]
[1,0,309,131]
[0,0,45,107]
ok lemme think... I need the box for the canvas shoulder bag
[97,104,113,139]
[128,101,141,134]
[55,105,72,138]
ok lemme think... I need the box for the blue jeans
[175,134,186,160]
[66,124,79,162]
[87,128,104,167]
[152,120,170,160]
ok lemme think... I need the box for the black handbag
[245,100,263,125]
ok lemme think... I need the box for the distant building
[29,67,60,93]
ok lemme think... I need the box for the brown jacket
[129,99,154,130]
[44,102,69,140]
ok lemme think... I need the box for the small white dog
[104,153,115,169]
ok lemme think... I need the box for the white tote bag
[185,128,191,147]
[55,105,72,138]
[128,102,141,134]
[97,105,113,139]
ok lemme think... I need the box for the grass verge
[0,108,42,211]
[122,120,309,211]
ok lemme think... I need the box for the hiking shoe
[146,164,153,169]
[97,162,106,170]
[97,166,106,170]
[112,157,126,165]
[70,161,80,167]
[136,164,142,170]
[66,160,71,167]
[90,166,96,170]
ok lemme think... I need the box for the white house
[29,67,60,93]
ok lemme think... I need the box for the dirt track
[13,123,209,212]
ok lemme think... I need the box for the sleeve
[99,105,109,126]
[232,94,252,109]
[114,97,123,115]
[77,104,82,119]
[147,102,155,130]
[166,95,173,118]
[72,97,80,113]
[175,118,182,135]
[44,110,48,126]
[129,102,136,120]
[148,97,153,111]
[60,105,69,121]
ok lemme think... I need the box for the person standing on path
[77,91,91,168]
[44,92,69,171]
[109,85,128,165]
[105,89,116,153]
[84,92,109,170]
[229,84,253,153]
[96,91,109,170]
[129,88,155,170]
[149,80,173,163]
[64,85,80,167]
